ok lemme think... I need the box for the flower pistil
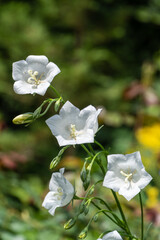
[120,169,136,183]
[70,124,83,140]
[27,70,44,86]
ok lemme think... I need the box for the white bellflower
[46,101,101,146]
[42,168,74,216]
[12,55,60,96]
[103,151,152,201]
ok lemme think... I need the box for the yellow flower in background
[136,123,160,153]
[146,186,159,208]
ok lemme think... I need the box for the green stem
[139,192,144,240]
[40,99,55,117]
[111,191,132,238]
[88,143,95,155]
[94,140,105,151]
[81,144,93,157]
[91,201,119,226]
[49,85,65,103]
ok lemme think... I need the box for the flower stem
[49,85,65,103]
[91,201,119,226]
[81,144,93,157]
[139,192,144,240]
[94,140,105,151]
[111,191,132,238]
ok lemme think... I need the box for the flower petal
[45,62,61,83]
[12,60,27,81]
[80,105,102,134]
[118,182,140,201]
[103,170,124,192]
[42,191,61,216]
[32,81,50,96]
[26,55,49,65]
[98,230,123,240]
[136,168,152,189]
[125,151,144,169]
[107,154,126,171]
[59,101,80,118]
[13,80,33,94]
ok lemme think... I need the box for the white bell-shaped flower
[103,151,152,201]
[42,168,74,216]
[12,55,60,96]
[46,101,102,146]
[97,230,123,240]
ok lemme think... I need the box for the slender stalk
[111,191,132,238]
[88,143,95,155]
[81,144,93,157]
[91,201,119,226]
[94,140,105,151]
[139,192,144,240]
[49,85,65,103]
[40,99,55,116]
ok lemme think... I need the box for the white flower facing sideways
[46,101,102,146]
[103,151,152,201]
[97,230,123,240]
[12,55,60,96]
[42,168,74,216]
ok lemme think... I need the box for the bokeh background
[0,0,160,239]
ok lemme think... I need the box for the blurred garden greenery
[0,0,160,239]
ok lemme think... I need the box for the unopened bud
[64,218,76,229]
[12,113,33,125]
[78,228,88,239]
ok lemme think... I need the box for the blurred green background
[0,0,160,239]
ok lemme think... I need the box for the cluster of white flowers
[12,55,153,240]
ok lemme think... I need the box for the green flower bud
[78,228,88,239]
[64,218,76,229]
[12,113,33,124]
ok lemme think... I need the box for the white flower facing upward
[46,101,102,146]
[12,55,60,96]
[42,168,74,216]
[103,151,152,201]
[97,230,122,240]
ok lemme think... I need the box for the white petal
[107,154,126,171]
[32,81,50,96]
[118,182,140,201]
[59,168,65,175]
[13,80,50,96]
[136,168,152,189]
[45,62,61,83]
[26,55,49,65]
[42,191,61,216]
[12,60,27,81]
[13,80,33,94]
[125,151,144,169]
[48,204,59,216]
[46,115,65,138]
[76,129,94,144]
[61,184,74,206]
[59,101,80,118]
[100,230,123,240]
[103,171,124,192]
[56,135,76,146]
[80,105,102,134]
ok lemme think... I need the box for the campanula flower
[12,55,60,96]
[103,151,152,201]
[46,101,101,146]
[42,168,74,215]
